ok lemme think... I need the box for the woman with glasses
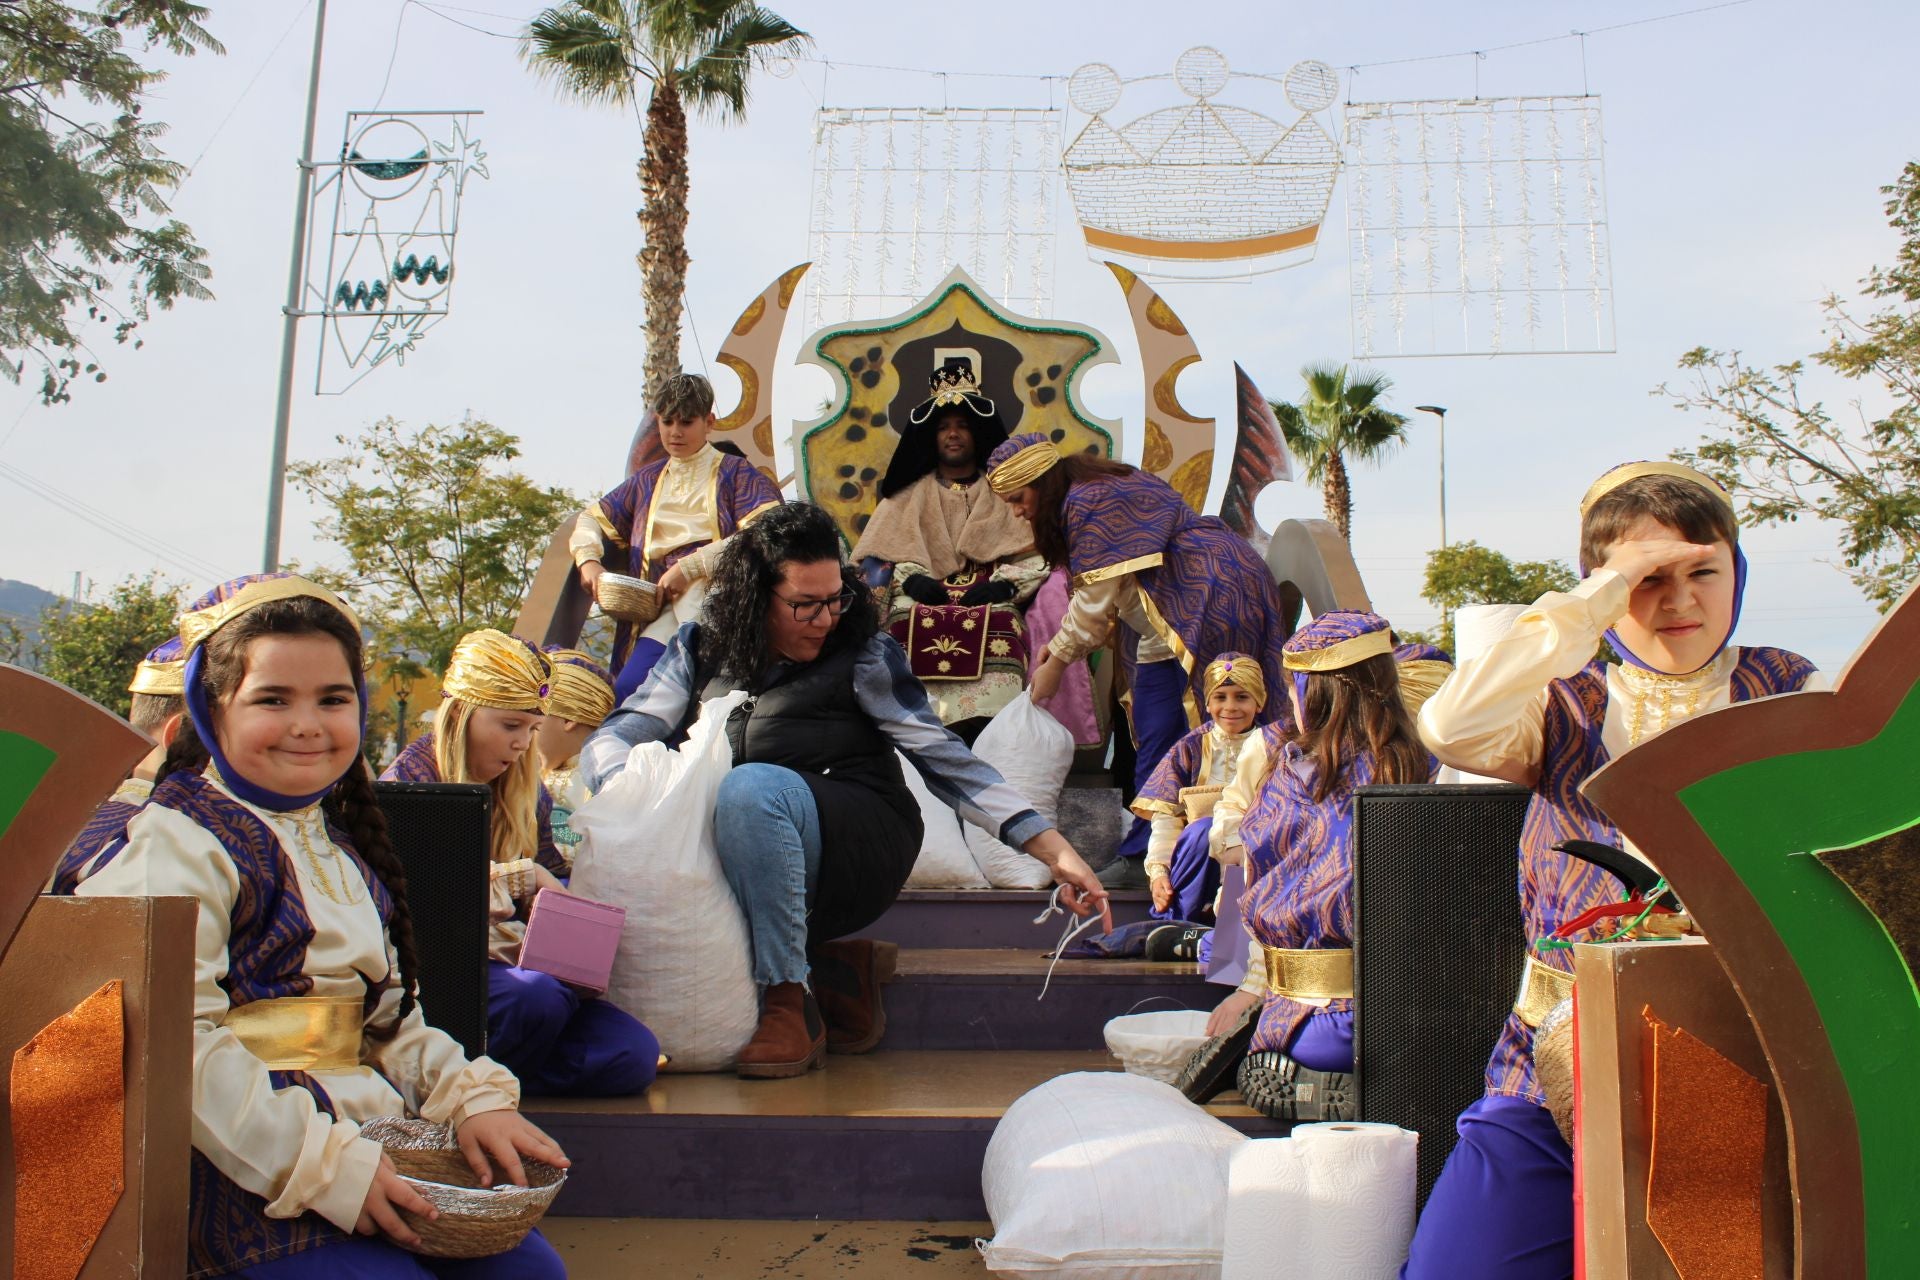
[581,502,1112,1079]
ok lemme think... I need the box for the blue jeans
[712,764,823,986]
[235,1230,565,1278]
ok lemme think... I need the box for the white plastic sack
[981,1071,1246,1279]
[966,693,1073,889]
[567,691,758,1072]
[899,750,990,889]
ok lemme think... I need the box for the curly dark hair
[701,501,879,685]
[154,595,421,1039]
[1024,451,1136,567]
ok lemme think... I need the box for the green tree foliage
[1410,540,1578,655]
[1661,162,1920,610]
[1,1,221,403]
[523,0,809,399]
[289,417,582,675]
[1270,363,1409,542]
[37,573,182,716]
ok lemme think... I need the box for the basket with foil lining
[359,1117,565,1259]
[596,571,661,625]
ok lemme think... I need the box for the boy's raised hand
[1597,538,1718,592]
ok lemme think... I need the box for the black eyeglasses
[775,588,858,622]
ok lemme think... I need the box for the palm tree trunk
[639,73,691,401]
[1324,450,1354,541]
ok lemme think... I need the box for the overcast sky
[3,0,1913,669]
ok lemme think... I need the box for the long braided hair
[154,596,421,1037]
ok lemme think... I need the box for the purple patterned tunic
[1238,725,1438,1054]
[1483,645,1817,1104]
[591,452,781,668]
[1062,469,1295,728]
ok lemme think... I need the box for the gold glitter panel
[11,981,125,1280]
[1646,1013,1768,1280]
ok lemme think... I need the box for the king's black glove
[959,579,1018,607]
[901,574,949,606]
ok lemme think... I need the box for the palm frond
[522,5,641,107]
[1271,398,1332,484]
[680,8,811,120]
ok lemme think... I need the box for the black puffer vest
[678,626,923,942]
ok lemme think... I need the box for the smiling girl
[1401,462,1823,1280]
[382,629,658,1099]
[1128,653,1269,931]
[74,575,568,1278]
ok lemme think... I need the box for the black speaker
[1353,783,1532,1209]
[373,781,493,1060]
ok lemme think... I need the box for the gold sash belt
[1178,784,1225,823]
[1263,947,1354,1001]
[224,996,364,1071]
[1513,956,1576,1030]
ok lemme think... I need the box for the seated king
[852,360,1049,741]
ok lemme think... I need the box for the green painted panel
[1678,681,1920,1273]
[0,730,57,838]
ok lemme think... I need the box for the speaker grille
[1354,783,1531,1209]
[373,781,493,1060]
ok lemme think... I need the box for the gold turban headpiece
[128,637,186,697]
[443,630,551,713]
[987,432,1063,496]
[541,647,615,726]
[1201,652,1268,709]
[1578,461,1733,517]
[178,573,362,656]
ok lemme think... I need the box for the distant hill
[0,578,64,666]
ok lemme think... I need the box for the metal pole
[1415,405,1448,549]
[262,0,328,573]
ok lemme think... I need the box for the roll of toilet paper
[1440,603,1532,785]
[1223,1123,1419,1280]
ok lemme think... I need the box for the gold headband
[988,441,1062,495]
[1202,656,1268,709]
[443,630,550,713]
[1579,462,1733,517]
[1282,629,1394,673]
[128,659,186,698]
[178,577,363,655]
[544,650,615,726]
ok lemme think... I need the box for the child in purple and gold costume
[1400,462,1823,1280]
[48,635,187,893]
[382,629,658,1099]
[534,646,616,866]
[986,431,1297,887]
[1130,652,1268,924]
[1205,612,1436,1118]
[571,372,782,701]
[75,574,569,1278]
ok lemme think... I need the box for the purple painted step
[853,888,1154,949]
[879,950,1217,1052]
[526,1052,1287,1221]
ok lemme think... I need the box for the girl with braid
[75,575,569,1278]
[383,630,659,1098]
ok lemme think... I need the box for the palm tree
[523,2,810,399]
[1271,363,1409,542]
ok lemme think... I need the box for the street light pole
[1415,405,1448,549]
[262,0,329,572]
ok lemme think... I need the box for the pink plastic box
[520,888,626,995]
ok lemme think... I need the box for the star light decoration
[304,110,487,393]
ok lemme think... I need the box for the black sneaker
[1236,1050,1356,1121]
[1174,997,1261,1103]
[1145,922,1209,963]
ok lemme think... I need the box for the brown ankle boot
[736,982,826,1079]
[810,939,899,1055]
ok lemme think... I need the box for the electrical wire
[0,461,235,584]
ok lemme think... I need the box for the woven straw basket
[360,1118,566,1259]
[596,571,661,625]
